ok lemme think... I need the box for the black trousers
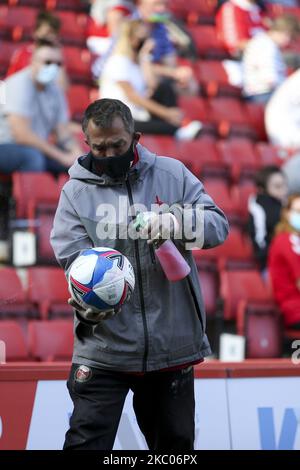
[64,363,195,451]
[134,79,179,136]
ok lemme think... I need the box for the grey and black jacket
[51,144,229,372]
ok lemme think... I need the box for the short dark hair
[35,11,61,33]
[255,165,283,191]
[82,99,135,135]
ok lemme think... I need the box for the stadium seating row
[0,266,299,360]
[0,0,85,11]
[0,319,73,361]
[0,263,272,325]
[0,5,88,45]
[0,266,71,320]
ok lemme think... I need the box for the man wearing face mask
[0,43,81,174]
[51,98,229,450]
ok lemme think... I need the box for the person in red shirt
[6,10,61,78]
[216,0,267,57]
[268,194,300,328]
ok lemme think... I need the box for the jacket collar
[69,143,156,187]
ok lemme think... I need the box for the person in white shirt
[242,14,300,103]
[265,68,300,150]
[100,19,202,139]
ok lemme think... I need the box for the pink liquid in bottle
[154,239,191,281]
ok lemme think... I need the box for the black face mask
[92,141,135,179]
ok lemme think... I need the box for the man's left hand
[140,212,180,244]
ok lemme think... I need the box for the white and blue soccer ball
[68,247,135,313]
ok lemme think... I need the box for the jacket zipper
[149,244,156,265]
[126,179,149,372]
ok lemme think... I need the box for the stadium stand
[0,320,29,361]
[0,267,36,320]
[28,320,73,361]
[220,269,273,321]
[27,267,71,320]
[237,300,283,358]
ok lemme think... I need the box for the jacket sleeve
[50,188,93,272]
[170,164,229,250]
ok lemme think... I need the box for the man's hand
[140,212,180,245]
[68,298,119,322]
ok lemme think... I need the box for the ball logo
[75,365,92,383]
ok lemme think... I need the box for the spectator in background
[134,0,198,94]
[242,15,300,103]
[216,0,267,57]
[0,43,81,174]
[7,11,61,77]
[265,68,300,150]
[100,20,202,139]
[248,165,288,271]
[269,194,300,329]
[86,0,135,56]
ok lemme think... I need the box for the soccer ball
[68,247,135,314]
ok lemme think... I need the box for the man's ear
[134,132,141,144]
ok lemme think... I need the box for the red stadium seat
[47,0,86,11]
[140,135,180,158]
[28,320,73,361]
[0,320,29,361]
[12,172,60,263]
[34,207,57,264]
[209,96,248,123]
[187,25,228,59]
[193,226,255,269]
[0,267,35,319]
[57,11,87,46]
[169,0,216,23]
[12,172,59,219]
[177,137,226,177]
[198,269,219,317]
[237,301,282,358]
[216,138,259,181]
[202,178,237,217]
[28,267,71,320]
[178,95,209,122]
[67,84,91,122]
[0,40,26,75]
[244,102,267,141]
[0,6,36,41]
[194,60,241,97]
[233,180,256,220]
[63,46,92,84]
[255,142,287,166]
[220,269,272,320]
[6,0,45,6]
